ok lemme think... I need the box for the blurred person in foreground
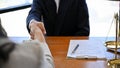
[0,19,54,68]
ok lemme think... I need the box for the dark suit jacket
[26,0,90,36]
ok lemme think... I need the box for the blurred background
[0,0,119,37]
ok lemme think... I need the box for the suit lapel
[48,0,57,13]
[58,0,68,15]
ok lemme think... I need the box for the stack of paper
[67,40,106,60]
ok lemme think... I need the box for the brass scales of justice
[104,0,120,68]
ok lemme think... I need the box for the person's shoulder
[7,39,44,68]
[15,39,44,56]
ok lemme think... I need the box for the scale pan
[105,41,120,48]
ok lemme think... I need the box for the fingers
[29,20,46,42]
[33,27,45,42]
[29,19,46,35]
[30,26,46,42]
[37,23,46,35]
[30,32,34,40]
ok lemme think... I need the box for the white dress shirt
[54,0,60,12]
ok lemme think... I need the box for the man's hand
[29,20,46,42]
[29,19,46,34]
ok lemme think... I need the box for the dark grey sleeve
[26,0,43,33]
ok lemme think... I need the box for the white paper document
[67,40,106,60]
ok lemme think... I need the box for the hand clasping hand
[29,20,46,42]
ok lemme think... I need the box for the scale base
[108,59,120,68]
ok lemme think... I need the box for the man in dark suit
[26,0,90,36]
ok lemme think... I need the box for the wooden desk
[10,36,118,68]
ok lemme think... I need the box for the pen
[71,44,79,54]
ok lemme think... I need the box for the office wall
[0,8,30,37]
[0,0,119,37]
[87,0,119,37]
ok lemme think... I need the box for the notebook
[67,40,107,60]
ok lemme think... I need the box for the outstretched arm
[27,20,54,68]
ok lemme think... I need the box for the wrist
[29,19,36,29]
[29,19,43,29]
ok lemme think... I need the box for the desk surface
[10,36,119,68]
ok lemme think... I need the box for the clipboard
[67,40,107,60]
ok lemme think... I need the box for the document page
[67,40,106,59]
